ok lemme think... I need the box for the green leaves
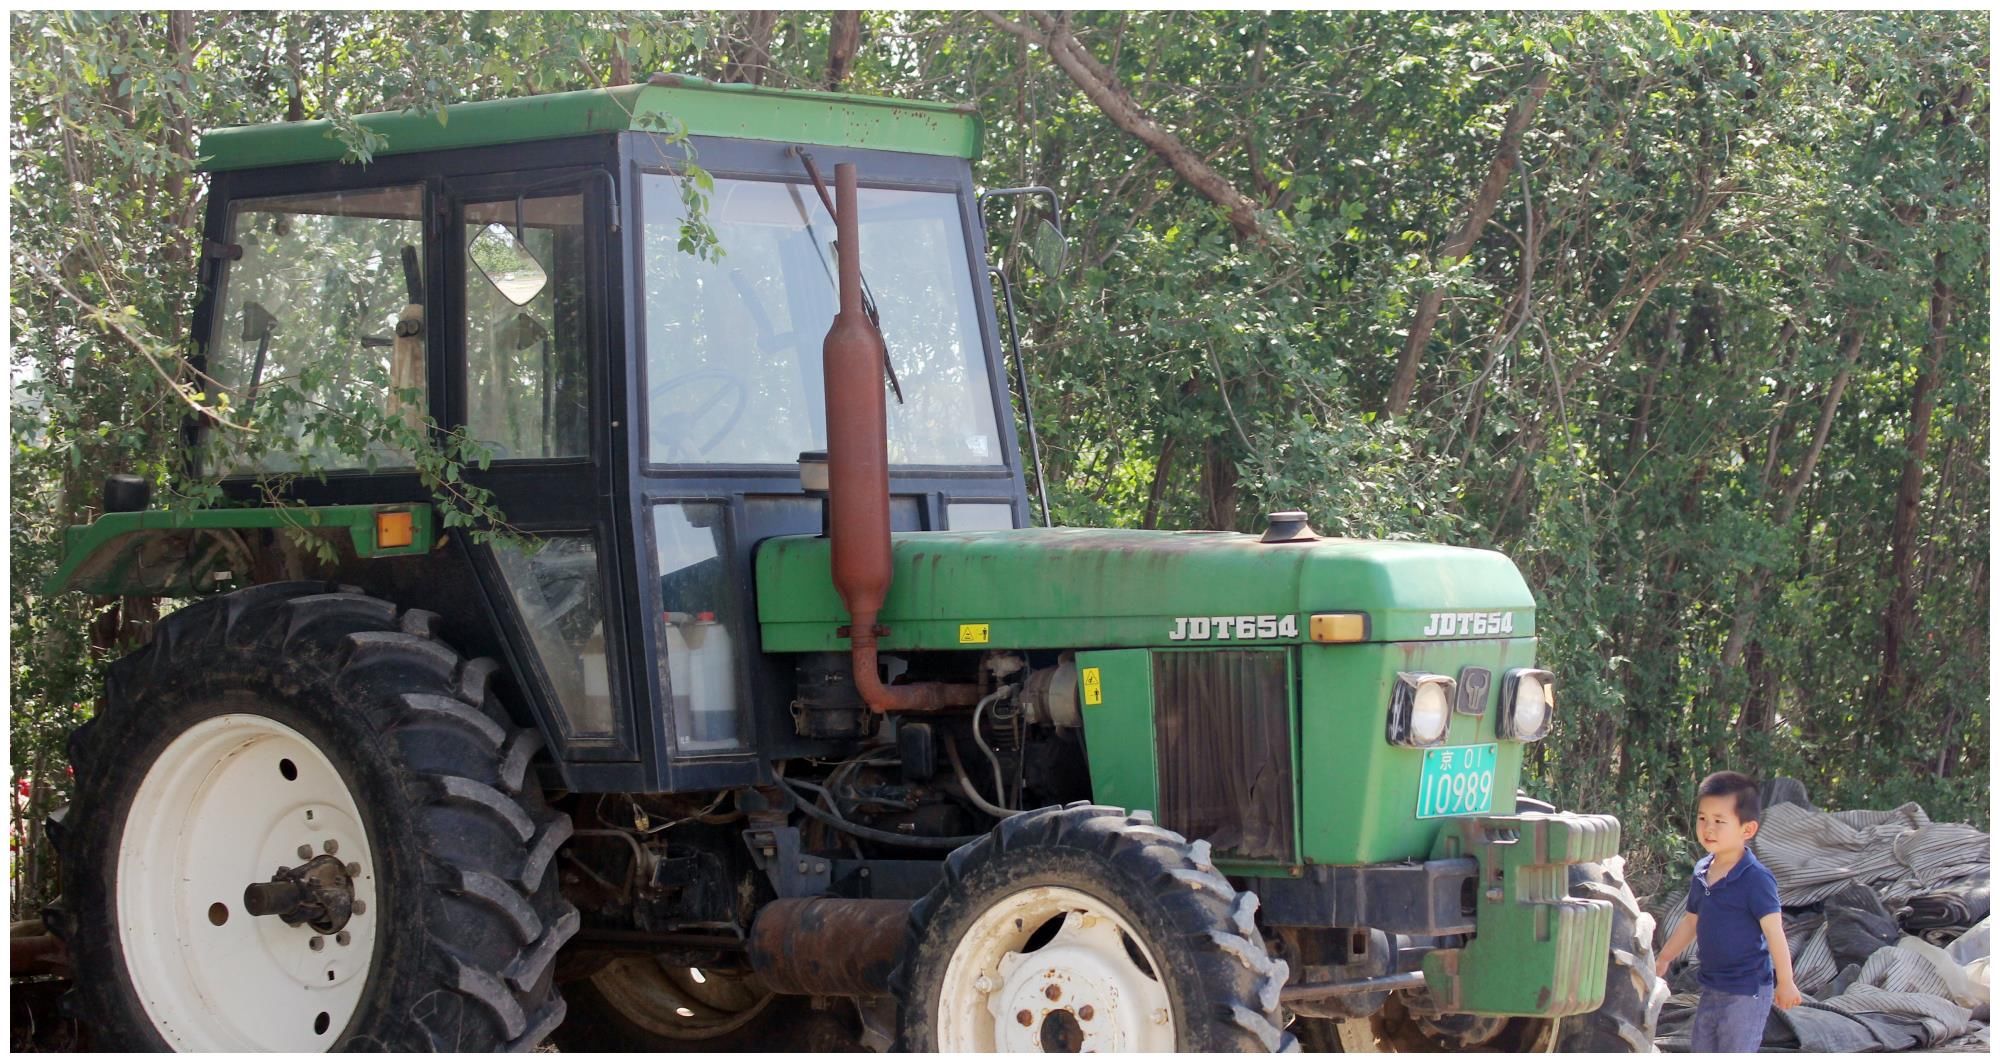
[3,10,1987,917]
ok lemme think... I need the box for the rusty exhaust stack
[823,164,978,713]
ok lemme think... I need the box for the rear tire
[554,961,863,1051]
[43,582,577,1051]
[894,802,1295,1052]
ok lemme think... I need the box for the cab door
[444,168,644,775]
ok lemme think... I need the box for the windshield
[640,175,1001,466]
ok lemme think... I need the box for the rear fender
[43,504,434,597]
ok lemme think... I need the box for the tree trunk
[1720,323,1866,669]
[1142,433,1176,530]
[722,11,780,85]
[1386,67,1551,417]
[284,12,307,121]
[826,11,861,91]
[610,27,633,87]
[1876,270,1952,718]
[1625,310,1679,465]
[163,12,198,341]
[1200,437,1240,532]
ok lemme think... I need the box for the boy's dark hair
[1698,771,1763,823]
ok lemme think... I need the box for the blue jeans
[1692,984,1774,1052]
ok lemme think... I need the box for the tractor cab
[172,74,1031,790]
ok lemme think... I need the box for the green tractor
[41,75,1665,1052]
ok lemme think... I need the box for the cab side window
[204,185,426,473]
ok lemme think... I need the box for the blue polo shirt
[1687,847,1782,994]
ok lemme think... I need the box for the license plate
[1416,744,1498,819]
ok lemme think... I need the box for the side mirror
[977,185,1067,281]
[1029,217,1068,276]
[468,222,549,306]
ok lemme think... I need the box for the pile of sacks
[1651,779,1990,1052]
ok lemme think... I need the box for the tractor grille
[1151,649,1296,863]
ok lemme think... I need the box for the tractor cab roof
[197,73,983,173]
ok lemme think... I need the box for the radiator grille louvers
[1151,649,1296,862]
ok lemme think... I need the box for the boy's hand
[1774,979,1802,1010]
[1654,955,1670,979]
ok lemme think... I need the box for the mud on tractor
[39,75,1666,1052]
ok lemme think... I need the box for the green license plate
[1416,744,1498,819]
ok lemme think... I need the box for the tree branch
[983,10,1266,242]
[23,260,251,432]
[1387,67,1551,417]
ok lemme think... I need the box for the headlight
[1388,672,1457,748]
[1500,668,1555,740]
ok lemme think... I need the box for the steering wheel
[648,368,749,460]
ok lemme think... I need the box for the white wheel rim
[117,713,378,1051]
[937,885,1176,1052]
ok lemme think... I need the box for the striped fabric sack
[1752,801,1988,907]
[1820,982,1974,1048]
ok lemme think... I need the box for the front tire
[1555,858,1666,1052]
[895,803,1295,1052]
[44,582,578,1051]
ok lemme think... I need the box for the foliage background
[9,11,1988,915]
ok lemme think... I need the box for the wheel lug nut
[335,931,351,947]
[309,936,325,951]
[1044,984,1062,1001]
[323,839,339,855]
[1016,1010,1033,1027]
[297,845,313,860]
[352,900,366,916]
[1079,1005,1095,1021]
[346,862,361,878]
[973,974,994,994]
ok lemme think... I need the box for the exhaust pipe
[822,164,978,713]
[747,897,910,997]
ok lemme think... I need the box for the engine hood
[755,527,1534,653]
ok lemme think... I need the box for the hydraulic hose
[945,736,1025,819]
[770,769,980,850]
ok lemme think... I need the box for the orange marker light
[1309,613,1368,643]
[376,510,415,549]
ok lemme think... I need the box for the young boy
[1654,771,1802,1052]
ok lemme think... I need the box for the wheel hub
[243,851,357,933]
[940,886,1176,1052]
[987,913,1158,1052]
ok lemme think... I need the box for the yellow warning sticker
[1081,667,1103,706]
[958,623,990,644]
